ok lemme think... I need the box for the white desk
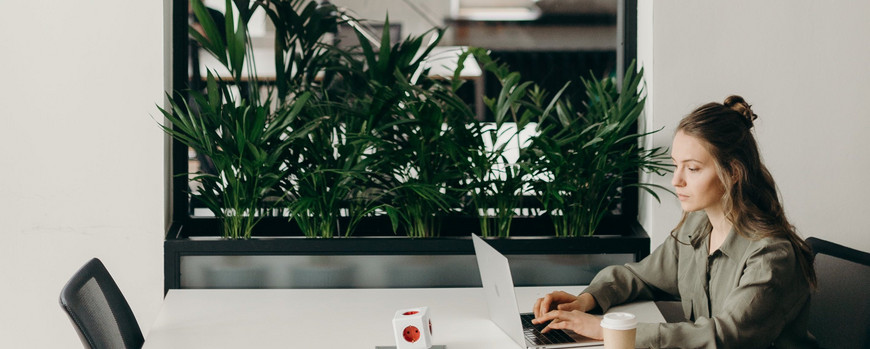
[143,286,663,348]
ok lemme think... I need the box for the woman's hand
[532,292,603,339]
[532,291,597,319]
[534,309,604,340]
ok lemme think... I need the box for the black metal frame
[165,0,640,238]
[163,0,644,292]
[618,0,639,220]
[166,0,190,234]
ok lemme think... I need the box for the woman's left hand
[536,309,604,340]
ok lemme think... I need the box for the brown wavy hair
[671,95,816,288]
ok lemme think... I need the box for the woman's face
[671,131,726,213]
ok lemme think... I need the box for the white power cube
[392,306,433,349]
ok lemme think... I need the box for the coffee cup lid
[600,312,637,330]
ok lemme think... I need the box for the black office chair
[806,237,870,349]
[59,258,144,349]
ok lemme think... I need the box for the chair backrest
[806,237,870,349]
[59,258,144,349]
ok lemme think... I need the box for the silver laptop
[471,233,603,348]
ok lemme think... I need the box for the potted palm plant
[523,61,672,237]
[161,0,669,291]
[159,0,326,239]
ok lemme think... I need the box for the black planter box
[164,216,650,292]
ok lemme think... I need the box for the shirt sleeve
[641,240,811,349]
[582,233,681,312]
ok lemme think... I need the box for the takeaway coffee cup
[600,312,637,349]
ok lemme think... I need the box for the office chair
[59,258,144,349]
[806,237,870,349]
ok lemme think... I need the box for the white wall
[637,0,870,252]
[1,0,868,347]
[0,1,165,348]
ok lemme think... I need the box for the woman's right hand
[532,291,597,320]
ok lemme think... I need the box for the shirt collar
[715,225,750,258]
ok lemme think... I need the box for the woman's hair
[671,95,816,287]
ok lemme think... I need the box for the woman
[532,96,818,348]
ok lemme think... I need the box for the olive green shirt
[583,211,818,348]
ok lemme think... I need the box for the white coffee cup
[600,312,637,349]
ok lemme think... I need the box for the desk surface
[143,286,663,349]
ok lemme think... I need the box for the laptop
[471,233,603,348]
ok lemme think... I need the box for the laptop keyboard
[520,313,576,345]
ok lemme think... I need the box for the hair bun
[723,95,758,128]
